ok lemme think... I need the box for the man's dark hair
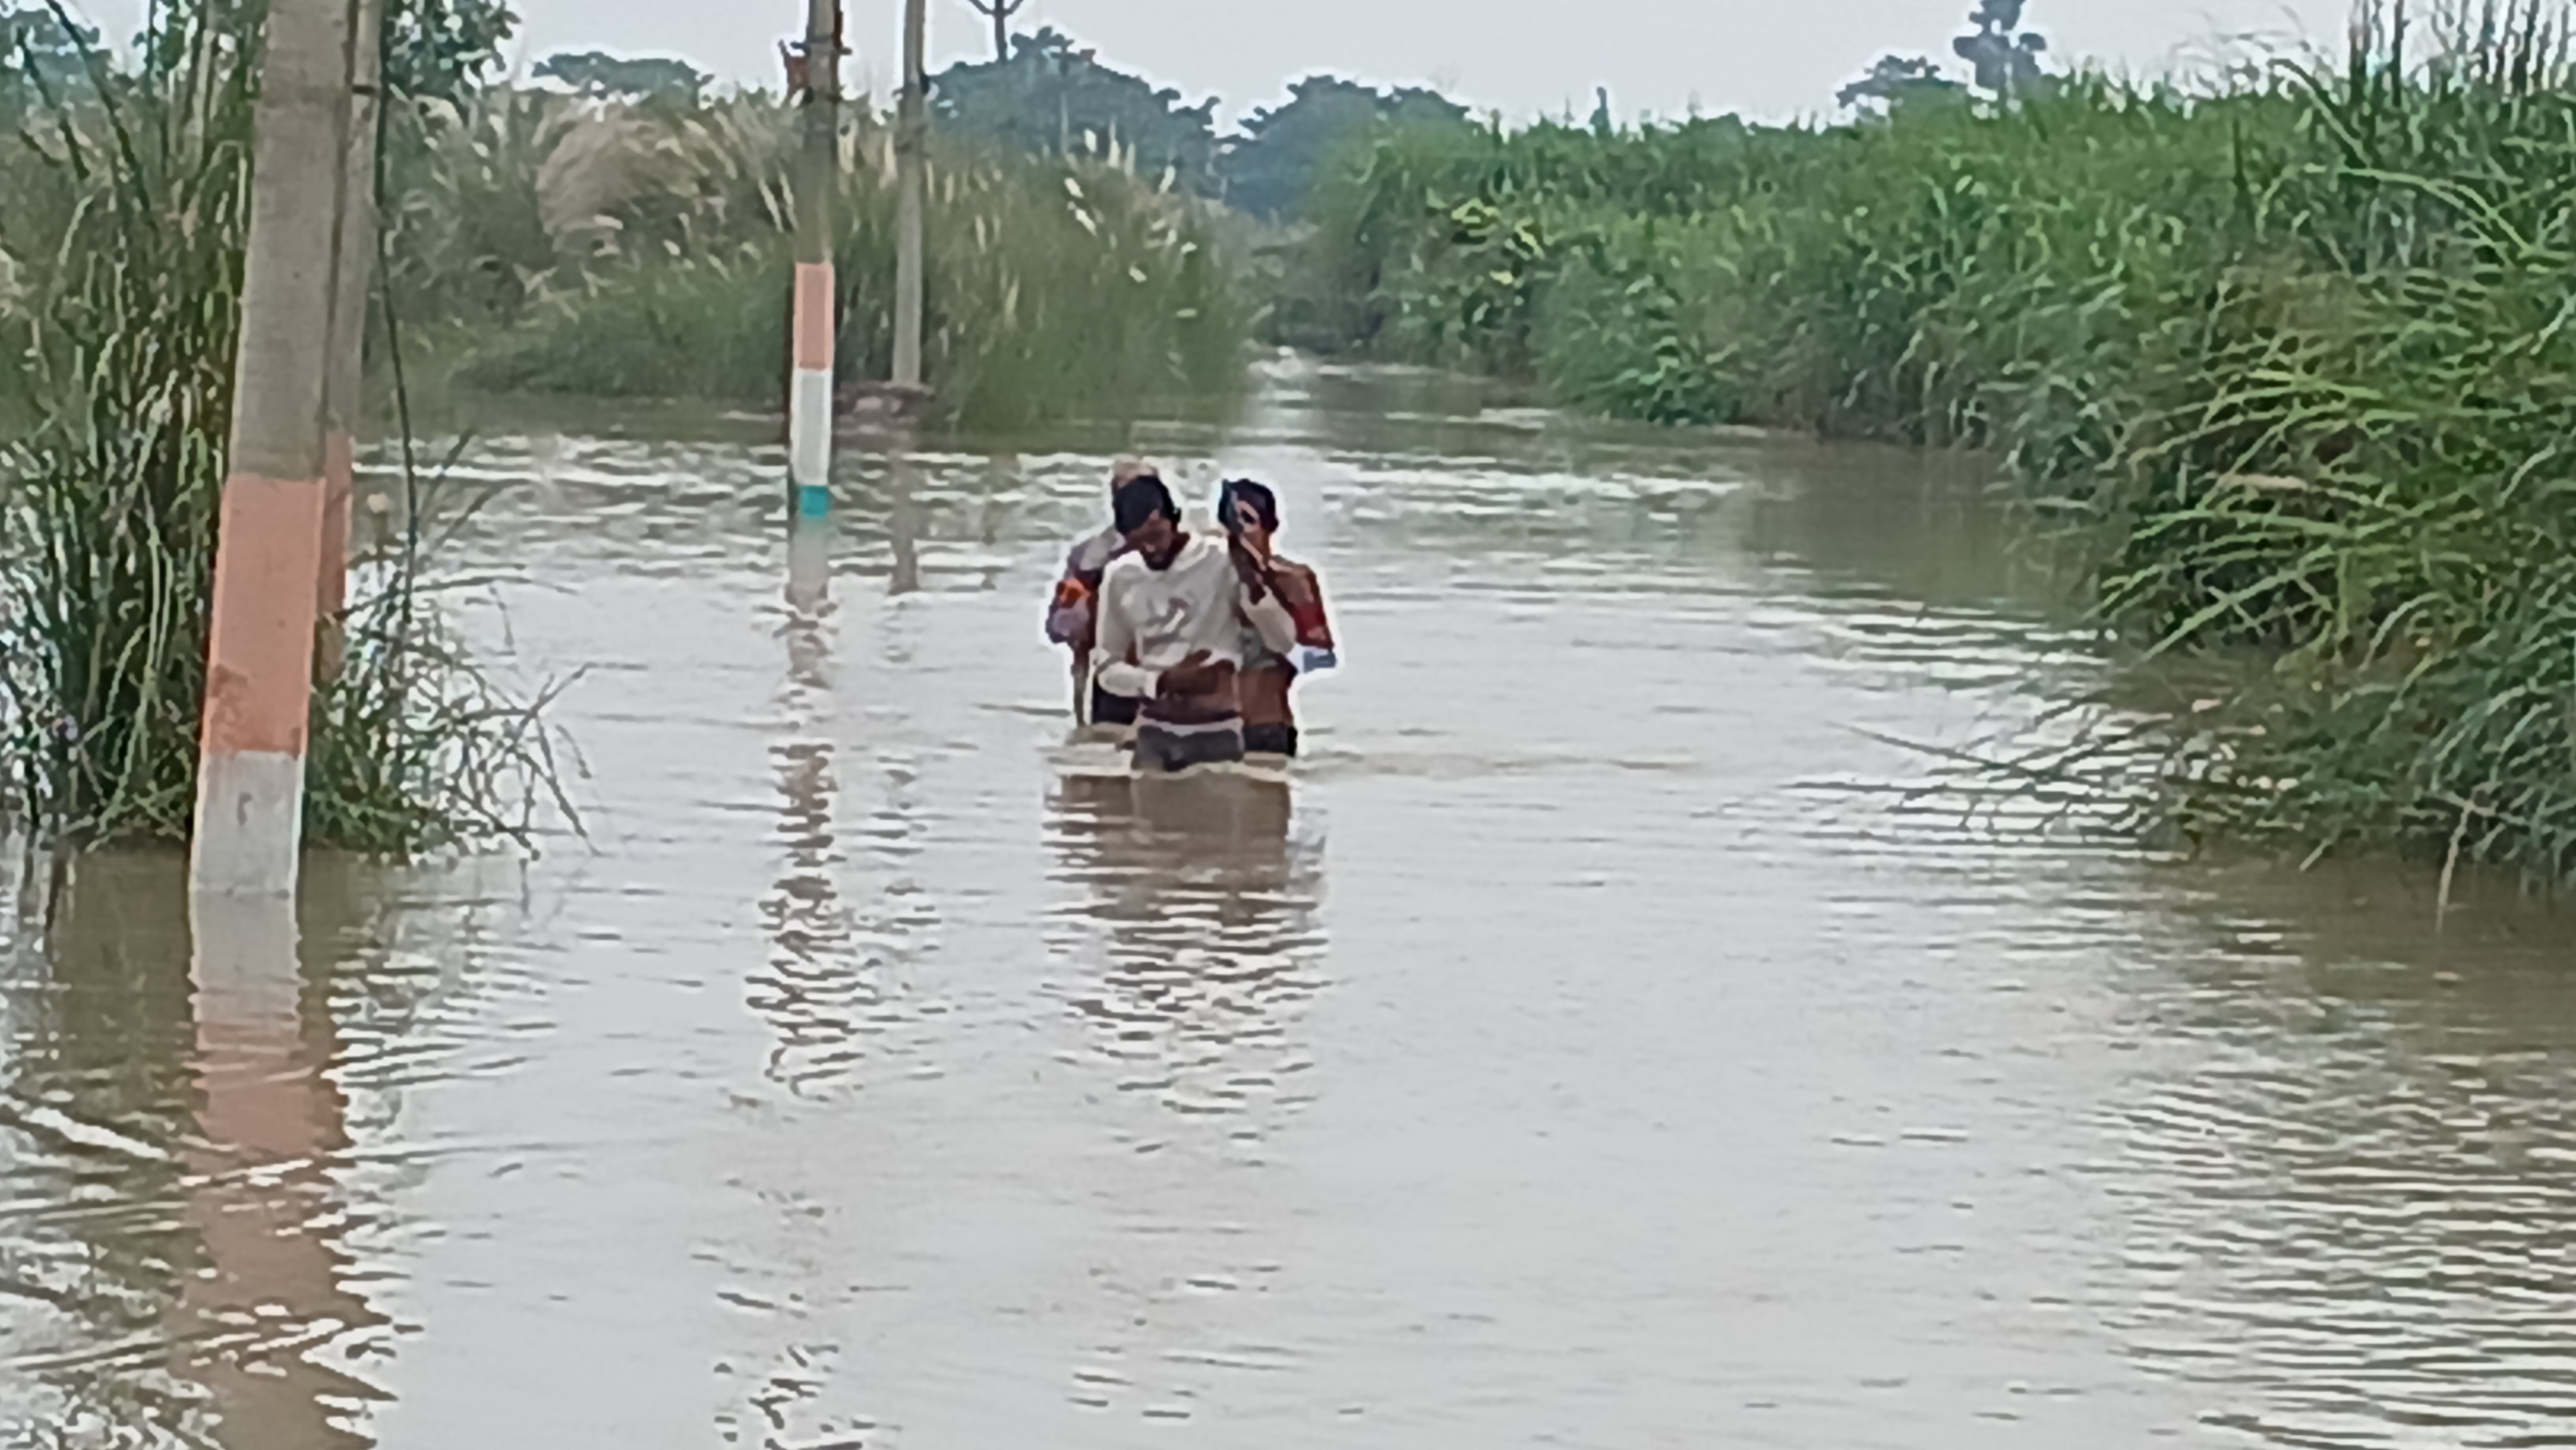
[1113,474,1179,535]
[1222,479,1280,531]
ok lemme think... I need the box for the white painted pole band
[789,261,835,524]
[194,750,310,897]
[790,368,833,496]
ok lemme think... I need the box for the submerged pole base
[787,512,832,608]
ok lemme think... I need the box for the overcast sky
[68,1,2353,124]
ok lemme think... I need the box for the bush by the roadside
[1294,1,2576,882]
[0,3,562,853]
[390,91,1252,430]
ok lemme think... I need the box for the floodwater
[8,359,2576,1449]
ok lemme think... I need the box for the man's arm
[1092,575,1160,698]
[1224,534,1300,657]
[1237,578,1299,658]
[1044,540,1099,646]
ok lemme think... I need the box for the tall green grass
[1298,1,2576,884]
[386,90,1251,429]
[0,1,563,854]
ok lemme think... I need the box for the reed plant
[2090,3,2576,882]
[1297,1,2576,883]
[0,1,564,854]
[386,87,1249,429]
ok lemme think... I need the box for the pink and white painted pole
[191,0,366,896]
[787,0,841,583]
[790,256,836,529]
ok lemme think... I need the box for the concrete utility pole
[193,0,367,896]
[788,0,842,540]
[318,0,386,682]
[891,0,927,391]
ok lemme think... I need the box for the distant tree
[930,28,1219,193]
[1952,0,2048,100]
[1836,54,1964,112]
[1220,75,1470,220]
[386,0,520,102]
[957,0,1025,64]
[0,5,98,123]
[535,50,711,107]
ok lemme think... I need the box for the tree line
[6,0,2057,225]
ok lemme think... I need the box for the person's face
[1124,511,1182,568]
[1231,496,1274,554]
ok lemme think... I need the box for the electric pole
[193,0,366,896]
[788,0,842,541]
[892,0,927,391]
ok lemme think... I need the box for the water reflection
[886,455,922,597]
[0,858,381,1449]
[1044,774,1327,1151]
[2103,861,2576,1446]
[186,892,380,1450]
[2,857,202,1443]
[751,579,870,1099]
[28,365,2576,1447]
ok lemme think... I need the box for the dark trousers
[1133,722,1246,774]
[1243,722,1299,757]
[1089,683,1140,728]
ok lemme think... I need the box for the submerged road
[7,361,2576,1448]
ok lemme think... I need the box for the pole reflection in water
[182,891,380,1450]
[1045,771,1329,1156]
[754,556,861,1096]
[787,510,832,612]
[887,452,922,597]
[751,445,943,1101]
[1,860,387,1447]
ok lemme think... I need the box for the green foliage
[1294,1,2576,883]
[458,239,788,399]
[930,27,1219,194]
[385,0,518,102]
[1222,75,1471,220]
[445,100,1249,429]
[1,4,96,129]
[534,49,710,107]
[1953,0,2051,99]
[0,1,560,853]
[375,85,573,335]
[0,1,248,844]
[1837,55,1966,112]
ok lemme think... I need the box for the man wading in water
[1094,474,1298,773]
[1219,479,1336,759]
[1046,459,1155,730]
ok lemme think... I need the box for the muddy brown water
[8,360,2576,1448]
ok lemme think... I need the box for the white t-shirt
[1094,534,1297,702]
